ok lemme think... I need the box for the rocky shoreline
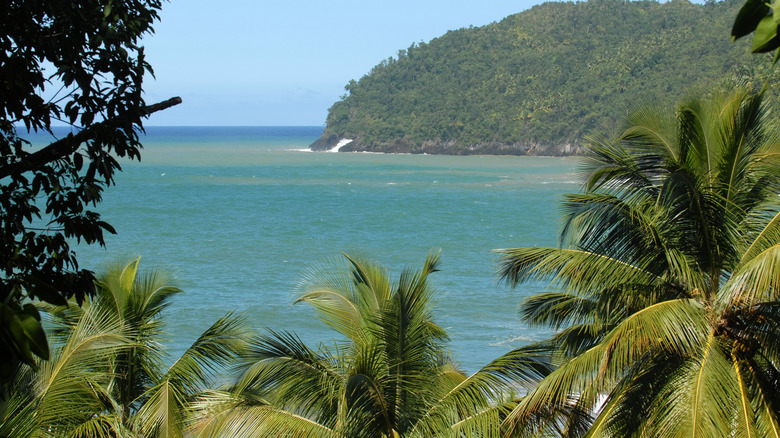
[309,134,583,156]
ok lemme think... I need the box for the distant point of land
[311,0,778,156]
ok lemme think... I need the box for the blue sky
[141,0,544,126]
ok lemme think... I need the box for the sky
[140,0,544,126]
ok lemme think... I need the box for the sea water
[26,126,580,372]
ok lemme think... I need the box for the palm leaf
[27,306,131,435]
[734,359,760,438]
[504,299,706,432]
[496,247,663,298]
[206,405,339,438]
[585,103,676,196]
[548,322,610,359]
[444,402,513,438]
[134,313,248,437]
[95,256,141,317]
[297,253,393,344]
[65,414,126,438]
[411,343,552,437]
[136,379,186,438]
[0,367,39,438]
[648,335,737,437]
[520,292,599,329]
[724,242,780,304]
[583,351,680,437]
[296,286,363,343]
[739,354,780,437]
[133,269,183,320]
[165,312,249,393]
[233,330,343,423]
[190,391,339,438]
[741,209,780,266]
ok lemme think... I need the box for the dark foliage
[0,1,179,383]
[732,0,780,56]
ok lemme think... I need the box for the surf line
[329,138,353,152]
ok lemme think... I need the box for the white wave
[489,335,537,347]
[540,180,579,184]
[329,138,353,152]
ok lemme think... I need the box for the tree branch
[139,96,183,116]
[0,97,182,180]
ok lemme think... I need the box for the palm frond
[740,209,780,267]
[444,401,513,438]
[648,335,737,437]
[342,252,394,309]
[520,292,598,329]
[297,253,393,344]
[585,103,676,196]
[133,268,183,320]
[131,313,251,437]
[136,379,186,438]
[411,343,552,437]
[724,242,780,304]
[95,256,141,317]
[0,366,39,438]
[503,299,706,432]
[65,414,126,438]
[741,354,780,438]
[296,286,363,343]
[165,312,249,393]
[734,359,760,438]
[29,306,131,435]
[559,192,662,264]
[233,330,343,423]
[548,322,610,359]
[344,346,395,437]
[710,89,772,207]
[583,351,679,438]
[192,396,339,438]
[496,247,663,298]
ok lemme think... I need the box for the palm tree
[191,252,550,437]
[496,87,780,436]
[0,299,132,437]
[0,257,249,437]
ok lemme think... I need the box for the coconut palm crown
[496,87,780,436]
[192,251,551,438]
[0,258,248,438]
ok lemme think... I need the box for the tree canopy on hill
[312,0,780,155]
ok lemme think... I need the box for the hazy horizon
[140,0,545,127]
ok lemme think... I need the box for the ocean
[29,126,580,372]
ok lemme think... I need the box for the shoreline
[309,134,584,156]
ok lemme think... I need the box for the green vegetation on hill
[312,0,780,155]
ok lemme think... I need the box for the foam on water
[329,138,353,152]
[54,126,580,372]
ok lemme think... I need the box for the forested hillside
[311,0,778,155]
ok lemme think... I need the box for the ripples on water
[34,126,581,372]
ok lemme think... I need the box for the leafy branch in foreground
[0,0,182,384]
[732,0,780,62]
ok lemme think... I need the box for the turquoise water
[32,126,580,372]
